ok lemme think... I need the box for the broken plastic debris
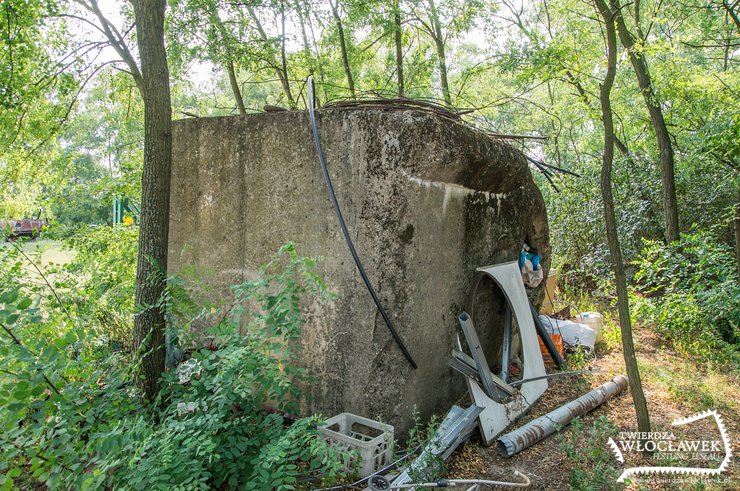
[177,359,202,384]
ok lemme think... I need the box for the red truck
[0,218,47,240]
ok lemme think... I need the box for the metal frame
[464,261,548,445]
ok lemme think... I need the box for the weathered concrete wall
[168,109,549,435]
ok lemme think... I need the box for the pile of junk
[313,257,626,491]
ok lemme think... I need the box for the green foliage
[44,154,111,230]
[405,410,445,483]
[0,1,85,219]
[560,416,623,491]
[469,0,739,293]
[632,232,739,371]
[63,226,139,347]
[600,315,623,352]
[0,242,345,489]
[0,0,73,146]
[565,345,592,370]
[633,232,738,295]
[38,69,145,231]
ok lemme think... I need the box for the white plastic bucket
[576,312,604,343]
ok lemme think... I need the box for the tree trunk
[595,0,651,437]
[246,5,295,106]
[394,1,404,97]
[428,0,451,105]
[612,0,679,243]
[329,0,355,97]
[131,0,172,402]
[226,58,246,115]
[293,0,315,75]
[735,189,740,280]
[279,5,292,104]
[211,12,246,115]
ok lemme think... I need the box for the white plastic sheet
[539,315,597,352]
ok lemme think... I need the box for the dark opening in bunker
[466,274,524,384]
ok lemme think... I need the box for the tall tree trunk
[735,190,740,280]
[612,0,679,243]
[293,0,315,75]
[394,1,404,97]
[594,0,651,436]
[226,58,246,115]
[328,0,355,97]
[428,0,450,105]
[211,12,246,115]
[279,4,291,104]
[131,0,172,402]
[564,70,631,158]
[246,5,295,106]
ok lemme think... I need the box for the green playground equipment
[113,196,140,226]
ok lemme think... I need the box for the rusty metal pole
[496,375,629,457]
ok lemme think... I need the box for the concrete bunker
[167,107,550,435]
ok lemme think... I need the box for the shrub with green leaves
[0,241,347,490]
[632,231,739,371]
[64,226,138,348]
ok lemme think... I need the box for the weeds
[0,240,346,489]
[631,231,739,372]
[565,345,593,370]
[599,314,622,352]
[406,410,446,483]
[559,416,623,491]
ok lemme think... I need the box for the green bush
[0,241,347,489]
[632,232,739,371]
[64,226,138,348]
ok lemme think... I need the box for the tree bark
[226,58,246,115]
[293,0,315,75]
[612,0,679,243]
[735,189,740,280]
[210,12,246,115]
[245,5,295,106]
[279,5,291,103]
[329,0,355,97]
[428,0,451,105]
[131,0,172,402]
[394,1,404,97]
[595,0,651,437]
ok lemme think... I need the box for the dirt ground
[442,327,739,490]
